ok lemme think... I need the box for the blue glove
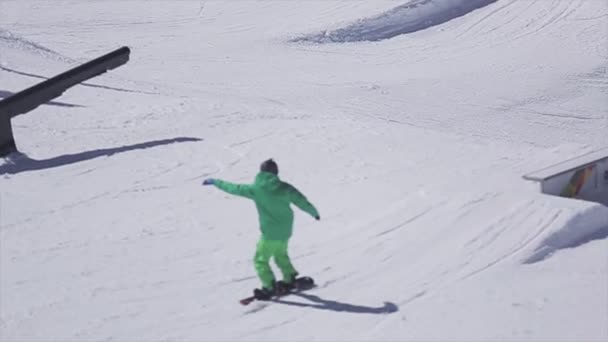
[202,178,215,186]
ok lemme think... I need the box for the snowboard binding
[242,276,316,305]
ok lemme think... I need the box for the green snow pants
[254,239,297,290]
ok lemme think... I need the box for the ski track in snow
[0,28,74,62]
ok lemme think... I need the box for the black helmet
[260,158,278,175]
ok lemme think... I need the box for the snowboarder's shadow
[274,292,398,314]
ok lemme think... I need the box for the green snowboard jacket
[213,172,319,241]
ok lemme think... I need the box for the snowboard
[240,276,316,305]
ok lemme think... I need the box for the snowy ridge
[291,0,498,43]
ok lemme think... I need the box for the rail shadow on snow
[291,0,498,43]
[0,137,202,175]
[274,292,399,314]
[0,90,83,108]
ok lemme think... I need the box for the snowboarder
[202,159,320,300]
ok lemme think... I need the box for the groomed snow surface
[1,1,607,341]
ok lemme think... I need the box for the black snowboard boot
[253,286,275,300]
[275,281,292,295]
[276,272,299,294]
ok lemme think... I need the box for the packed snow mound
[291,0,498,43]
[524,204,608,264]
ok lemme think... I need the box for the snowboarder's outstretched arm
[208,179,255,199]
[288,185,320,220]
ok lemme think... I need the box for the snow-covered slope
[1,1,607,341]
